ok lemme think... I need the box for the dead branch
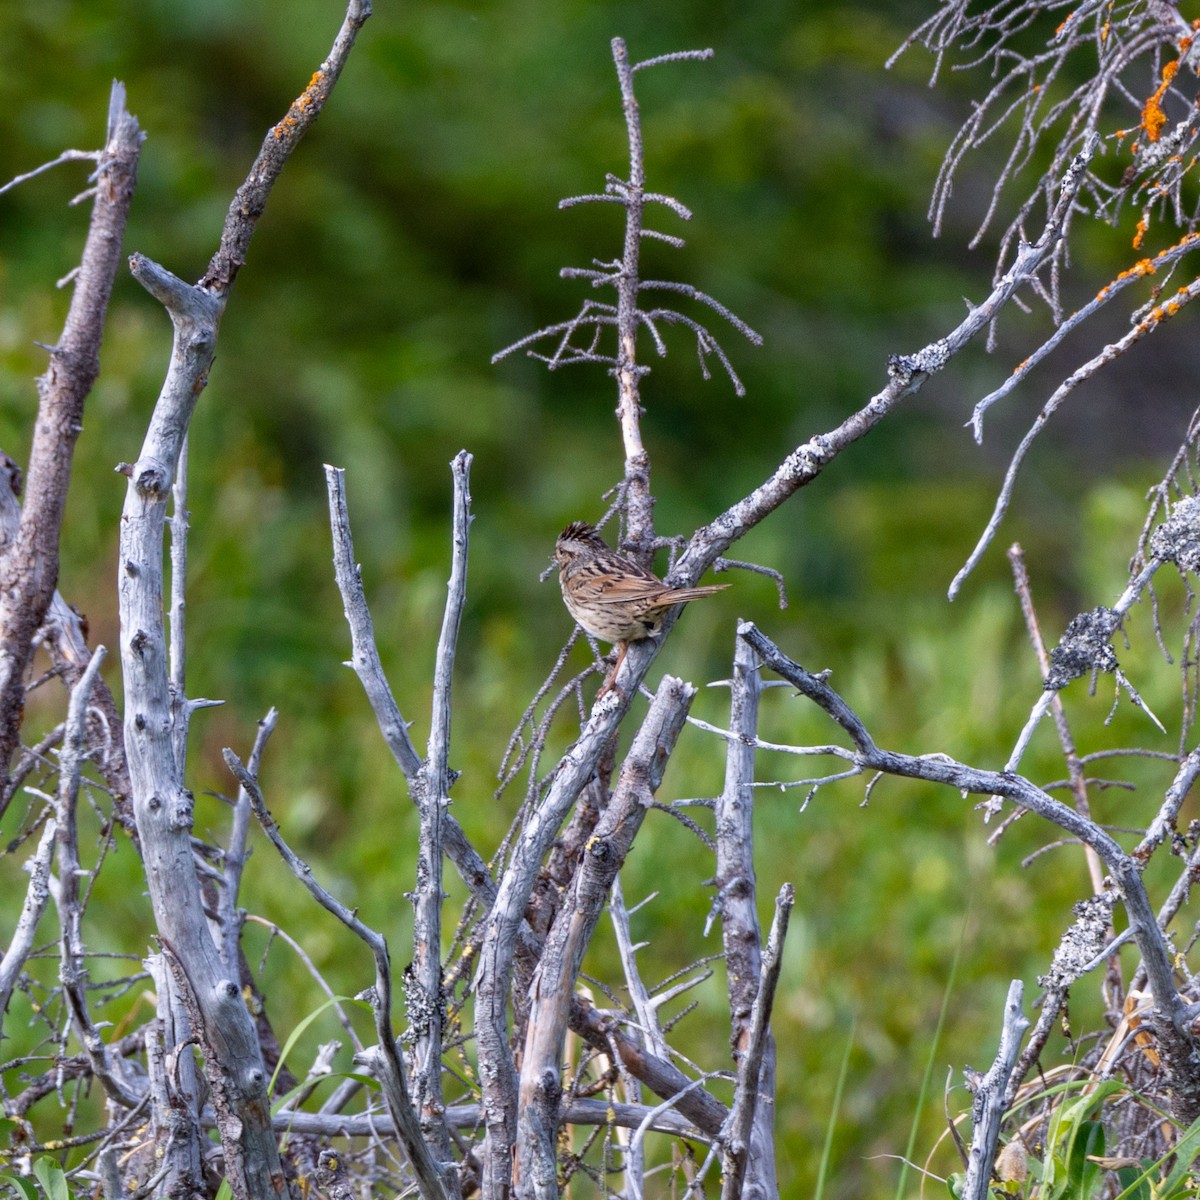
[0,84,142,785]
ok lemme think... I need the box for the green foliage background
[1,1,1197,1196]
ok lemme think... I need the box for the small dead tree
[6,3,1200,1199]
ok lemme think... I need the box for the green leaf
[0,1174,39,1200]
[1064,1120,1105,1198]
[1042,1081,1122,1197]
[268,995,355,1097]
[1154,1112,1200,1196]
[30,1160,68,1200]
[897,914,969,1200]
[814,1017,855,1200]
[214,1181,233,1200]
[1113,1163,1152,1200]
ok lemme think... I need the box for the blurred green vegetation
[1,1,1198,1196]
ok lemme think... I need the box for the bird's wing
[574,571,668,605]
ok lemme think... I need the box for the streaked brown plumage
[555,521,728,681]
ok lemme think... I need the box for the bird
[554,520,729,688]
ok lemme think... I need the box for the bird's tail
[664,583,730,602]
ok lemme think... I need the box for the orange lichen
[1116,256,1157,279]
[271,72,327,139]
[1141,61,1179,143]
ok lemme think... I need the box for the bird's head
[555,521,609,569]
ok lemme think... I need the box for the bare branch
[411,452,472,1190]
[740,620,1200,1123]
[219,708,278,978]
[0,82,142,783]
[952,272,1200,597]
[54,645,143,1109]
[228,749,453,1200]
[962,980,1029,1200]
[721,884,793,1200]
[0,148,100,198]
[714,630,778,1198]
[0,818,57,1020]
[515,677,695,1193]
[325,465,422,781]
[200,0,372,296]
[0,448,135,838]
[670,133,1100,592]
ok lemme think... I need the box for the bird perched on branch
[555,520,729,688]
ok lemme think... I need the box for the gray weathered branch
[721,883,793,1200]
[740,620,1200,1125]
[515,676,696,1197]
[0,818,57,1023]
[667,134,1100,595]
[963,980,1029,1200]
[0,450,134,838]
[715,631,778,1199]
[114,6,374,1193]
[230,751,453,1200]
[55,646,143,1109]
[0,83,142,784]
[411,452,472,1194]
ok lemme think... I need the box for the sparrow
[554,520,728,684]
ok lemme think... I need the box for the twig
[0,148,100,198]
[963,981,1029,1200]
[198,1095,709,1140]
[721,884,793,1200]
[0,819,57,1021]
[168,434,190,772]
[411,452,472,1190]
[952,273,1200,597]
[219,709,278,979]
[714,629,778,1197]
[55,646,142,1109]
[0,82,142,782]
[325,465,422,781]
[1006,544,1105,893]
[739,620,1200,1124]
[228,749,452,1200]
